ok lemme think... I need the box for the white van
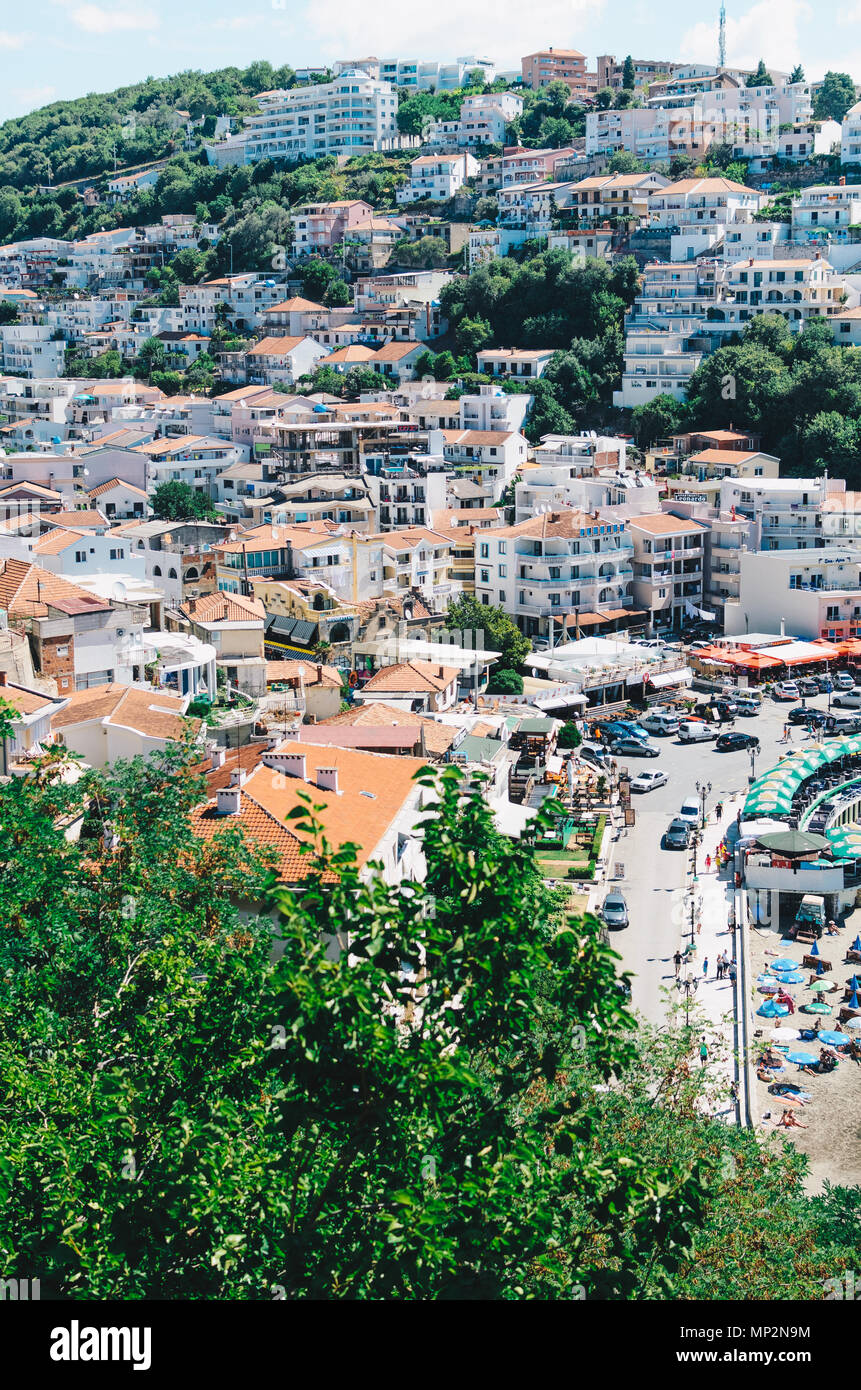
[641,711,681,735]
[678,720,719,743]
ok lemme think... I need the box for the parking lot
[598,686,841,1023]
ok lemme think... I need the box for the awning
[826,637,861,658]
[771,640,840,665]
[647,666,692,688]
[725,649,785,670]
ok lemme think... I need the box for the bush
[487,668,523,695]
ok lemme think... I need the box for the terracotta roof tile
[361,660,458,694]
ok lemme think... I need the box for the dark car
[715,731,761,752]
[788,705,828,726]
[796,677,820,697]
[664,818,691,850]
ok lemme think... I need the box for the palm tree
[313,639,333,664]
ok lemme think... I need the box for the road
[600,689,837,1023]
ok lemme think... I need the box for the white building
[0,325,66,379]
[396,152,479,204]
[629,512,709,634]
[425,92,523,148]
[842,103,861,165]
[724,547,861,642]
[240,71,398,162]
[719,256,845,328]
[647,176,762,260]
[792,185,861,242]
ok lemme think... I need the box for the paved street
[595,688,838,1023]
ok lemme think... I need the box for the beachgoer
[703,956,709,979]
[673,949,682,979]
[699,1038,708,1068]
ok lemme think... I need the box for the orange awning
[785,641,840,664]
[726,649,785,670]
[826,638,861,658]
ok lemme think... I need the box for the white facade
[842,103,861,164]
[792,185,861,242]
[396,152,479,204]
[241,71,398,162]
[724,547,861,642]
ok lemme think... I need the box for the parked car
[595,719,649,743]
[601,890,629,929]
[831,688,861,709]
[815,675,834,693]
[715,731,761,752]
[608,736,660,758]
[640,711,680,735]
[579,741,610,768]
[735,697,761,717]
[772,681,801,701]
[679,796,702,827]
[796,677,820,697]
[834,671,855,691]
[678,720,719,743]
[825,713,861,735]
[664,818,691,850]
[788,705,828,726]
[630,769,669,792]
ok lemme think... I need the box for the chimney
[210,745,226,768]
[317,766,339,793]
[217,787,242,816]
[438,665,445,679]
[230,766,247,787]
[279,750,307,782]
[316,663,323,682]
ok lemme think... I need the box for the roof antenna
[719,1,727,67]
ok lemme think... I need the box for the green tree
[298,258,341,302]
[473,196,499,223]
[322,278,352,308]
[151,480,216,521]
[595,87,615,110]
[557,720,582,749]
[445,594,530,670]
[608,150,644,174]
[800,411,861,473]
[622,56,636,90]
[790,64,805,84]
[746,60,773,87]
[814,72,857,122]
[630,393,688,448]
[742,312,793,355]
[134,335,167,378]
[455,314,493,357]
[486,667,523,695]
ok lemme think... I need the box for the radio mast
[719,2,727,67]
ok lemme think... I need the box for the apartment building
[614,317,706,408]
[216,522,387,608]
[366,467,446,531]
[426,93,523,149]
[475,348,554,380]
[779,120,840,162]
[842,102,861,164]
[338,56,495,91]
[290,199,375,252]
[173,590,267,696]
[474,508,635,642]
[647,176,762,260]
[719,256,845,328]
[476,146,576,194]
[514,435,649,522]
[629,513,709,634]
[587,106,713,163]
[719,476,841,551]
[244,335,330,386]
[596,55,674,91]
[0,325,66,379]
[375,527,456,609]
[724,547,861,642]
[240,71,398,162]
[396,152,480,205]
[791,185,861,242]
[521,49,596,101]
[566,171,669,223]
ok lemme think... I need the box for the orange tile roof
[491,508,618,539]
[190,741,425,881]
[630,512,709,535]
[263,296,325,313]
[41,509,107,529]
[86,478,148,500]
[361,660,458,694]
[0,558,111,618]
[0,681,56,717]
[372,340,422,361]
[247,336,309,355]
[266,659,342,688]
[324,345,377,363]
[216,520,336,554]
[51,682,193,741]
[319,699,455,754]
[181,591,266,623]
[688,448,760,465]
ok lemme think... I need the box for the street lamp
[696,779,712,829]
[749,743,757,784]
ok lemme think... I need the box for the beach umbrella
[849,988,860,1009]
[758,999,790,1017]
[810,939,820,957]
[804,1001,832,1014]
[809,980,831,992]
[770,1027,801,1040]
[845,1017,861,1031]
[770,958,801,971]
[786,1051,818,1065]
[849,975,860,993]
[818,1030,849,1047]
[816,960,826,975]
[852,935,861,951]
[777,970,805,984]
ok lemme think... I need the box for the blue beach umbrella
[818,1031,849,1047]
[852,935,861,951]
[849,975,860,993]
[849,989,860,1009]
[771,958,801,972]
[758,999,790,1017]
[777,971,805,984]
[810,940,820,957]
[786,1051,818,1065]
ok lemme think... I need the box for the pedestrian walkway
[677,798,744,1122]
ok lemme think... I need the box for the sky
[0,0,858,123]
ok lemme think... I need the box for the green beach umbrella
[804,1001,832,1014]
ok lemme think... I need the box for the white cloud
[679,0,811,75]
[300,0,605,72]
[0,31,29,49]
[13,84,57,109]
[70,5,159,33]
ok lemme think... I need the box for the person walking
[699,1037,708,1068]
[702,956,709,979]
[705,853,712,872]
[673,948,683,979]
[728,959,737,984]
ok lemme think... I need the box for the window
[56,645,69,658]
[499,564,507,577]
[480,569,489,584]
[75,551,86,563]
[109,548,124,560]
[479,543,489,558]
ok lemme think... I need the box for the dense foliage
[0,750,857,1297]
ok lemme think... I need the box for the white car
[630,769,668,793]
[679,795,702,827]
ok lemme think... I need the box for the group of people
[715,952,734,980]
